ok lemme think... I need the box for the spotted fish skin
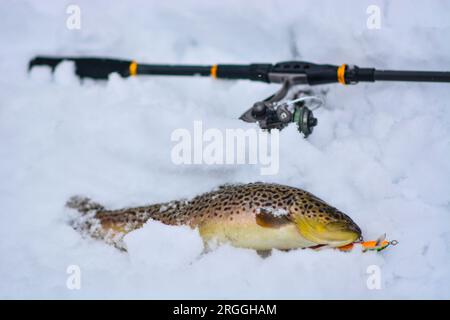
[67,182,361,251]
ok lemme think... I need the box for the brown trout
[67,182,362,252]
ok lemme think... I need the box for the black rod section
[137,64,212,76]
[374,70,450,82]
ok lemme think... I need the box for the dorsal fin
[217,182,244,190]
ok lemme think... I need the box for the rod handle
[29,56,134,79]
[215,64,271,82]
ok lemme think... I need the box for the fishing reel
[240,80,323,137]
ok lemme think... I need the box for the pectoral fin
[256,249,272,258]
[255,209,293,229]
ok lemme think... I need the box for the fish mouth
[322,222,362,247]
[296,218,362,247]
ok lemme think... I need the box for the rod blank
[374,70,450,82]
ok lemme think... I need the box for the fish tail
[66,196,188,250]
[66,196,105,215]
[66,196,155,250]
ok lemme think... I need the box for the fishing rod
[29,56,450,137]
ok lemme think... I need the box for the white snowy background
[1,0,450,299]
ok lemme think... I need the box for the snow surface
[1,0,450,299]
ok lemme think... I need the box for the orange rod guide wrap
[129,61,138,76]
[210,64,218,79]
[337,64,347,85]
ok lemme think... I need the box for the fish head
[291,195,362,247]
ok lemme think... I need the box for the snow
[1,0,450,299]
[257,207,289,217]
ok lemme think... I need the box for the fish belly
[198,221,316,250]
